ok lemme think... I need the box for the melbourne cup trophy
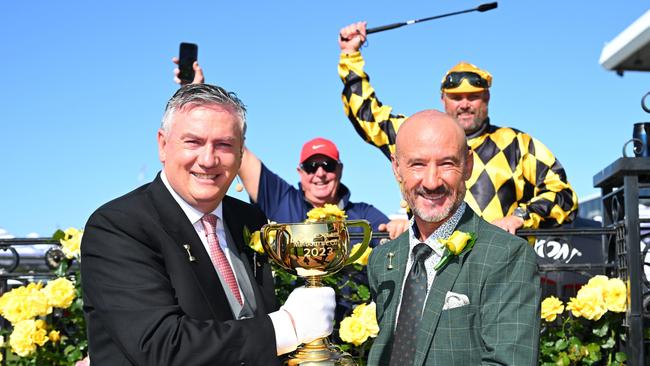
[260,219,372,366]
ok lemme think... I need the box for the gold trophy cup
[260,219,372,366]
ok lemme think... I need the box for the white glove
[281,286,335,344]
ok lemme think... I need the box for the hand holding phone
[178,42,198,84]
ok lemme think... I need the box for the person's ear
[463,148,474,181]
[157,130,167,163]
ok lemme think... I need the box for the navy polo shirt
[255,163,389,247]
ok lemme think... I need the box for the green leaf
[52,229,65,241]
[601,335,615,349]
[615,351,627,362]
[554,338,569,351]
[592,321,608,337]
[242,225,251,245]
[357,284,370,301]
[586,343,602,365]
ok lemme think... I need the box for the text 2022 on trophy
[260,219,372,366]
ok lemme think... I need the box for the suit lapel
[372,234,410,363]
[414,209,479,366]
[147,175,232,320]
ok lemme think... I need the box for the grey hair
[161,83,247,137]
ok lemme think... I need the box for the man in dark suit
[81,84,336,365]
[366,110,540,365]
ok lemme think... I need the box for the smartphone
[178,42,198,83]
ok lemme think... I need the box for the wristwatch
[512,207,528,220]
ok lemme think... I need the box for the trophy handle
[260,224,292,272]
[344,219,372,265]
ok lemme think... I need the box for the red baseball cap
[299,137,340,163]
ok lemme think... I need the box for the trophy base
[284,338,356,366]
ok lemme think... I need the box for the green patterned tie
[389,243,432,366]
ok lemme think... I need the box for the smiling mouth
[192,172,218,180]
[420,192,446,202]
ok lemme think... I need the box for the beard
[406,184,464,223]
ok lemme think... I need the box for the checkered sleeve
[520,134,578,228]
[338,52,405,160]
[480,235,541,365]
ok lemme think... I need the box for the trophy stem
[285,338,356,366]
[305,276,322,288]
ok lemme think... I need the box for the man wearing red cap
[238,136,396,243]
[337,22,578,234]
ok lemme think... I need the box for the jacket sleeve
[480,236,541,365]
[519,134,578,228]
[338,52,406,160]
[81,207,279,366]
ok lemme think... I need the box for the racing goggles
[441,71,490,91]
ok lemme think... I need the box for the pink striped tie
[200,214,243,305]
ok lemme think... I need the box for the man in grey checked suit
[367,110,540,365]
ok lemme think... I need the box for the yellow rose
[350,243,372,266]
[586,275,609,290]
[248,230,265,254]
[0,283,52,324]
[49,330,61,343]
[540,296,564,322]
[9,319,49,357]
[352,302,379,337]
[339,316,370,346]
[43,277,76,309]
[306,204,347,222]
[603,278,627,313]
[60,227,83,259]
[566,285,607,320]
[441,231,471,255]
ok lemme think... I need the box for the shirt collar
[160,170,223,225]
[408,202,467,257]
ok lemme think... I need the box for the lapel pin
[387,252,394,270]
[183,244,197,262]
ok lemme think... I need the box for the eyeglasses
[300,159,339,174]
[441,71,490,90]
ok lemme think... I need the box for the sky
[2,1,650,237]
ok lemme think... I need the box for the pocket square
[442,291,470,310]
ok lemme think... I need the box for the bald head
[395,109,468,161]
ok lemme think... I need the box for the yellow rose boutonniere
[434,231,476,271]
[243,226,265,255]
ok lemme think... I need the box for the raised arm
[337,22,407,160]
[239,146,263,203]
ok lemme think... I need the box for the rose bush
[539,275,628,366]
[0,227,87,365]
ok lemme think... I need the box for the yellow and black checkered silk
[338,52,578,229]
